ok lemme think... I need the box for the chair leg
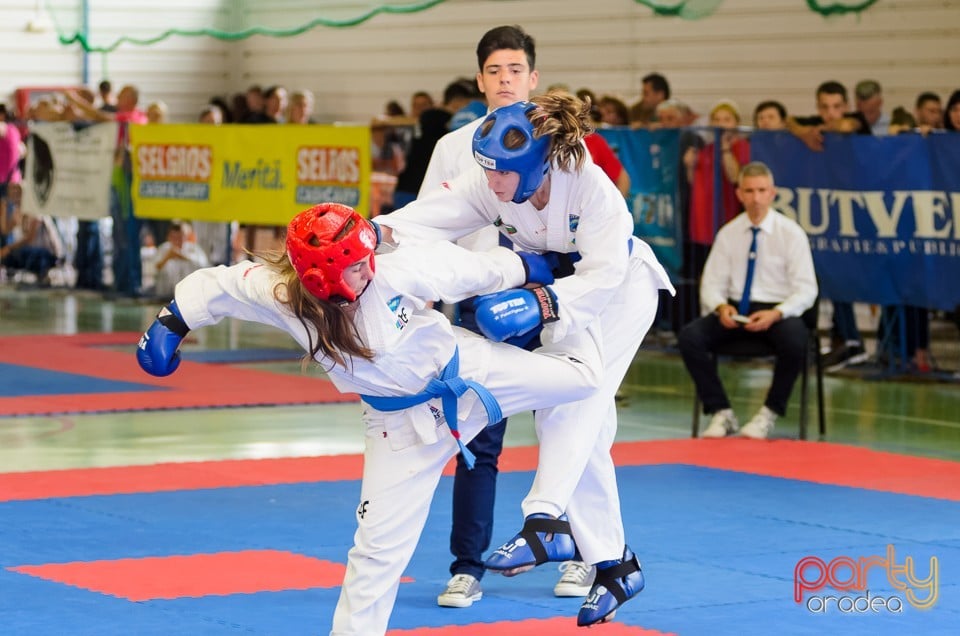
[692,395,701,438]
[799,347,809,441]
[816,346,827,439]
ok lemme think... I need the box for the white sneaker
[437,573,483,608]
[553,560,595,597]
[701,408,738,438]
[740,406,777,439]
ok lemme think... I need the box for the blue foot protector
[577,546,644,626]
[484,513,577,575]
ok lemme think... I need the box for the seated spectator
[753,100,787,130]
[0,185,65,287]
[152,221,210,299]
[678,162,818,439]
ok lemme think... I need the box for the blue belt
[358,346,502,469]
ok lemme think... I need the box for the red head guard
[285,203,377,301]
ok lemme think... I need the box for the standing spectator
[787,81,871,369]
[208,96,233,123]
[944,89,960,131]
[546,85,630,197]
[914,92,943,132]
[409,90,434,119]
[241,85,266,122]
[753,100,788,130]
[98,80,117,113]
[198,105,223,125]
[597,95,630,127]
[146,101,168,124]
[786,80,870,151]
[687,100,750,297]
[855,79,890,136]
[679,161,818,439]
[263,86,288,123]
[448,78,487,132]
[629,72,670,127]
[65,84,149,296]
[286,89,316,124]
[393,106,452,209]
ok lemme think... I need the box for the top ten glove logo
[794,544,938,613]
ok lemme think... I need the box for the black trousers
[677,302,808,416]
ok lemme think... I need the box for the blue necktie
[738,227,761,316]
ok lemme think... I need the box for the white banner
[21,122,118,221]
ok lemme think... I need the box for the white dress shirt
[699,208,818,318]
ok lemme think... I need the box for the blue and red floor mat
[0,333,352,417]
[2,439,958,635]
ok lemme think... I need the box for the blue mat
[0,363,161,398]
[2,466,957,635]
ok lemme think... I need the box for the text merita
[222,159,285,190]
[776,187,960,240]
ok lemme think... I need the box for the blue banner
[751,131,960,310]
[598,128,682,280]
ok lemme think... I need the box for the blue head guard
[472,101,551,204]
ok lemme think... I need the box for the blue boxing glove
[474,286,559,343]
[518,251,557,285]
[136,300,191,377]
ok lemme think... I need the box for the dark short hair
[443,77,481,104]
[816,81,848,102]
[915,91,941,109]
[753,100,787,121]
[98,80,112,93]
[476,25,536,71]
[642,73,671,100]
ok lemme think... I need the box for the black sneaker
[824,344,868,372]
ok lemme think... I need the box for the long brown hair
[529,91,594,172]
[260,250,375,369]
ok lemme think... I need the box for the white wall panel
[1,0,958,125]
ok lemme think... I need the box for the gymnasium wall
[1,0,958,124]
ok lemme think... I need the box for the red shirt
[689,137,750,245]
[584,133,624,185]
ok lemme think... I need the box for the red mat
[2,439,958,502]
[0,333,355,417]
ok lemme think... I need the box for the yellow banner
[130,124,372,224]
